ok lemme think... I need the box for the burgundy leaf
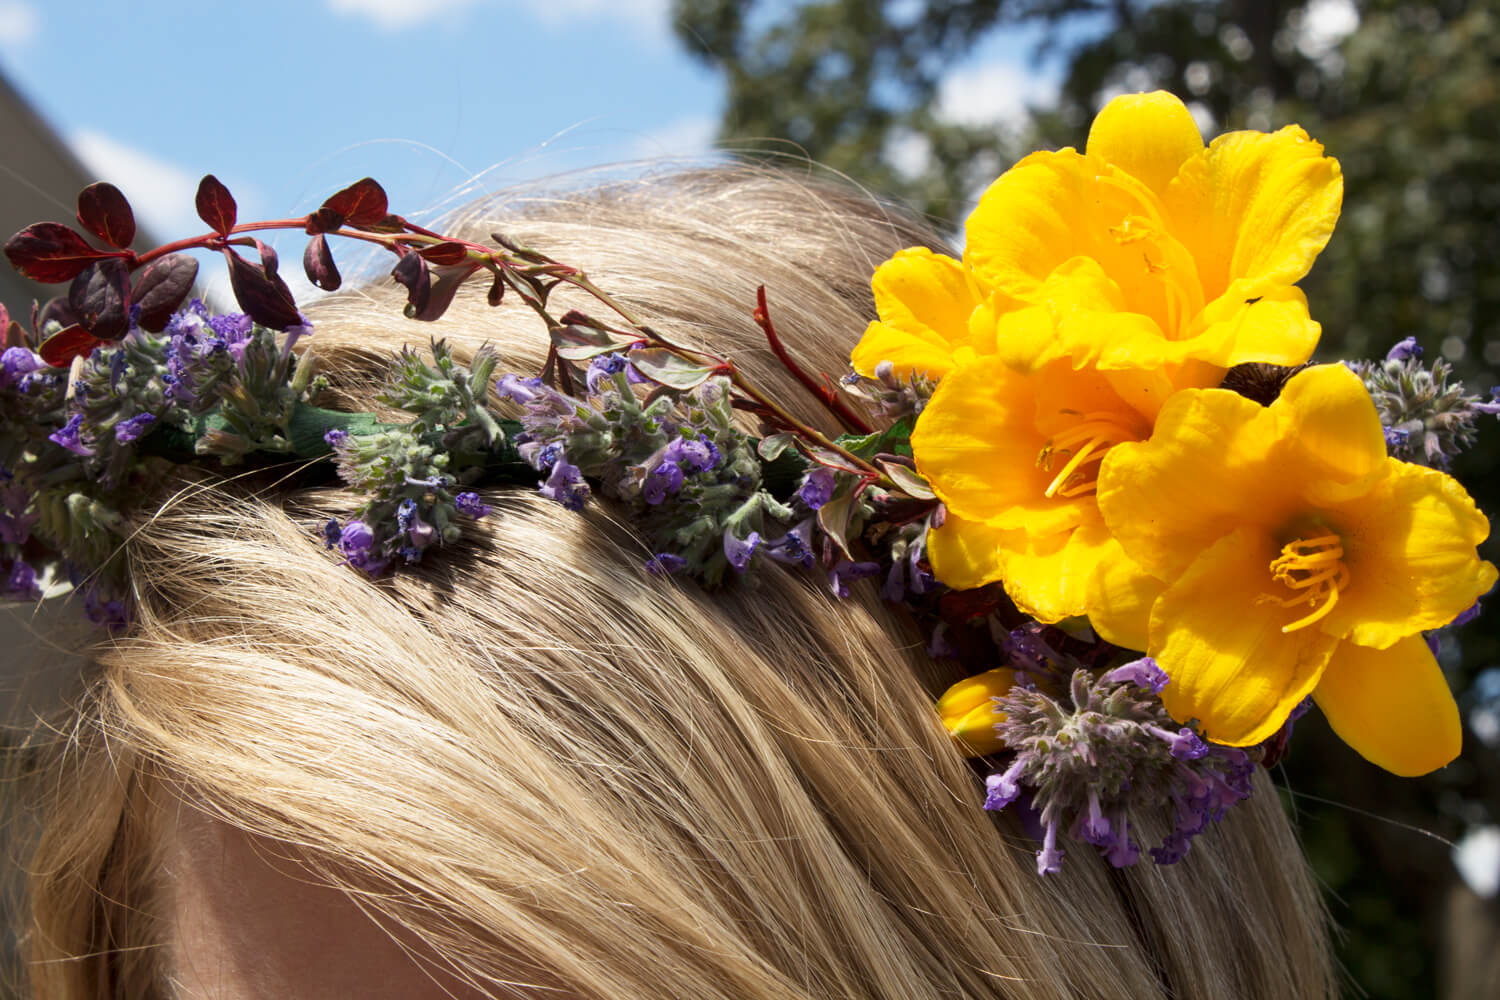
[365,213,406,234]
[195,175,237,236]
[251,238,281,281]
[391,251,431,317]
[37,296,80,332]
[67,259,132,341]
[76,182,136,249]
[486,272,505,307]
[302,234,341,291]
[409,263,481,322]
[223,248,301,330]
[38,324,106,368]
[320,177,388,228]
[304,205,344,235]
[4,222,112,283]
[132,253,199,332]
[418,241,470,266]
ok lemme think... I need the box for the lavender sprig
[983,644,1254,875]
[1351,338,1500,467]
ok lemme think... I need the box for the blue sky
[0,0,1065,300]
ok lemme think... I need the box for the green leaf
[836,416,914,460]
[550,324,644,361]
[627,347,721,390]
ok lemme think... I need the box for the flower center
[1036,411,1140,499]
[1266,534,1350,633]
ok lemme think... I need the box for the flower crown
[2,91,1495,875]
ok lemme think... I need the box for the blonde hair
[12,167,1337,998]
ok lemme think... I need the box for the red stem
[753,286,872,436]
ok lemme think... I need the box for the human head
[10,166,1336,998]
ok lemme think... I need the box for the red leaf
[38,324,106,368]
[223,248,301,330]
[195,174,237,236]
[76,182,136,249]
[321,178,388,228]
[68,260,132,341]
[303,206,343,235]
[4,222,112,283]
[302,234,341,291]
[391,251,431,317]
[418,241,470,266]
[409,263,480,322]
[132,254,199,332]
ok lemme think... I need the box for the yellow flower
[915,349,1155,621]
[965,90,1343,380]
[935,668,1016,755]
[852,91,1342,388]
[1091,364,1497,775]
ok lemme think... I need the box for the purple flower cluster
[1354,338,1500,467]
[161,301,255,410]
[985,654,1255,874]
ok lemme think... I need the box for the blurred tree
[677,2,1500,997]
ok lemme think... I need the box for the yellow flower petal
[1179,284,1321,370]
[1164,124,1343,303]
[937,668,1016,756]
[1152,526,1339,746]
[998,515,1114,624]
[1097,387,1286,580]
[925,511,1010,591]
[1275,364,1390,504]
[1085,538,1164,652]
[912,358,1081,533]
[965,150,1170,314]
[1086,91,1205,198]
[1313,635,1460,776]
[851,248,981,378]
[1320,460,1498,648]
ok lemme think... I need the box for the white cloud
[527,0,668,35]
[936,61,1054,130]
[0,0,38,47]
[68,129,203,239]
[626,115,717,160]
[327,0,479,32]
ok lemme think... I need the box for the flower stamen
[1037,411,1141,499]
[1267,534,1350,633]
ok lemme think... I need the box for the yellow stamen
[1036,411,1142,499]
[1266,534,1350,633]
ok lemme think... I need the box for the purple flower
[5,558,39,598]
[663,435,719,474]
[396,499,437,560]
[1,346,42,388]
[1148,725,1209,761]
[983,758,1025,811]
[338,519,389,575]
[646,552,688,575]
[454,492,492,518]
[539,457,589,511]
[797,467,836,509]
[643,461,685,505]
[1385,336,1422,361]
[764,519,815,568]
[48,414,94,456]
[321,518,342,548]
[586,353,629,393]
[1385,426,1410,450]
[1452,600,1483,627]
[82,586,129,632]
[1035,820,1064,876]
[324,428,349,449]
[1103,657,1169,694]
[113,412,157,444]
[723,527,761,573]
[496,373,545,405]
[827,559,879,598]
